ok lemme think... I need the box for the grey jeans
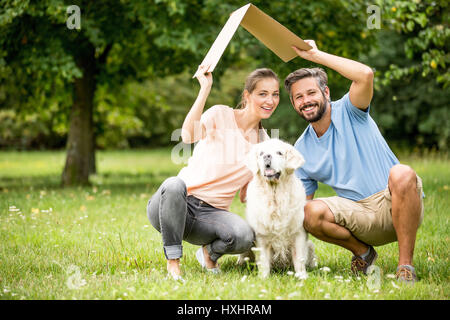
[147,176,254,261]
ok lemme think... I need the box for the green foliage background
[0,0,448,150]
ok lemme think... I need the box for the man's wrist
[308,50,325,64]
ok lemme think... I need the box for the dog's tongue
[265,168,276,176]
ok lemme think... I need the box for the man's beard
[296,95,328,123]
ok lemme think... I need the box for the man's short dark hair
[284,68,328,99]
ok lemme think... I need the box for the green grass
[0,149,449,300]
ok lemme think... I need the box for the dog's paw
[259,268,270,279]
[295,271,308,280]
[307,257,318,269]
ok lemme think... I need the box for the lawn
[0,148,448,300]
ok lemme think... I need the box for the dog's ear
[285,145,305,172]
[245,145,260,175]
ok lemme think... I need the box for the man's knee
[389,164,417,195]
[303,200,331,233]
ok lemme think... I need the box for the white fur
[240,138,317,279]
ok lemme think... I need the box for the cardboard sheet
[193,3,311,78]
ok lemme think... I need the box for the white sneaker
[167,270,186,283]
[196,247,220,274]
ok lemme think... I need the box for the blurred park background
[0,0,448,185]
[1,0,449,301]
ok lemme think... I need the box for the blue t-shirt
[294,93,399,201]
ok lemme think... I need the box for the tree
[364,0,450,150]
[377,0,449,87]
[0,0,245,185]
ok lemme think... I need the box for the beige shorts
[317,175,424,246]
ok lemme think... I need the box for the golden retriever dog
[240,139,317,279]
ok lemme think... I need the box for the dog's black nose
[263,154,271,168]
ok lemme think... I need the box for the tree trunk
[62,47,96,186]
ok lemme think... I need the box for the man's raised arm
[292,41,374,110]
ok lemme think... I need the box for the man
[285,40,424,284]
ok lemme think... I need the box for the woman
[147,65,280,280]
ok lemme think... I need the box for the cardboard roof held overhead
[193,3,311,78]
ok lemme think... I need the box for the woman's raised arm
[181,65,213,144]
